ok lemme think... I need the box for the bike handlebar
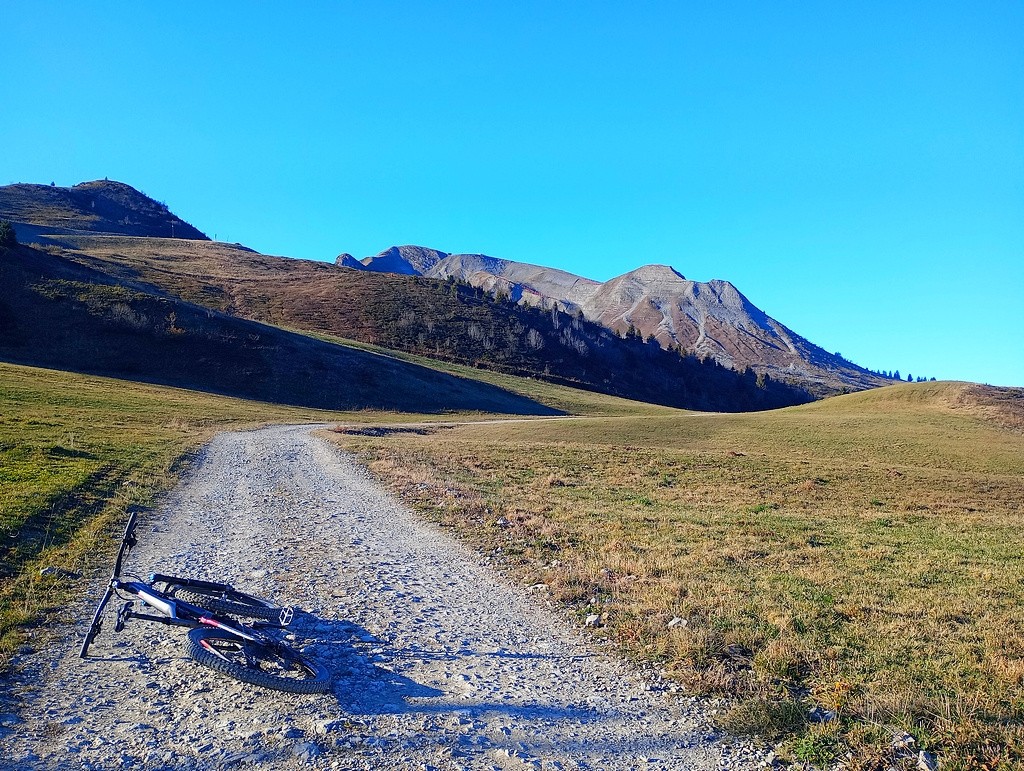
[112,508,139,579]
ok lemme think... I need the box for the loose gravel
[0,425,770,770]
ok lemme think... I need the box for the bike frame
[80,510,271,657]
[109,579,261,638]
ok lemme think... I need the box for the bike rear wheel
[166,584,292,624]
[184,627,331,694]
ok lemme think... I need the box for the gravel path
[1,425,768,770]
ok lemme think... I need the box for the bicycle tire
[80,585,115,658]
[184,627,331,694]
[166,584,290,624]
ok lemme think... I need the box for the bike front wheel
[184,627,331,694]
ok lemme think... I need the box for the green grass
[0,352,660,662]
[5,355,1022,767]
[0,361,418,658]
[331,381,1024,769]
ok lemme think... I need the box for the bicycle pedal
[114,601,135,632]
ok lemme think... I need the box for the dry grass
[0,343,664,664]
[0,361,407,660]
[330,382,1024,769]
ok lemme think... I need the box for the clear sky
[4,2,1022,386]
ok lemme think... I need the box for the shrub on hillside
[0,221,16,249]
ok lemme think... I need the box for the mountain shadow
[0,243,561,415]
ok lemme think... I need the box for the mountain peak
[325,239,887,393]
[0,179,209,240]
[72,179,148,196]
[618,264,688,283]
[335,253,363,269]
[361,245,449,275]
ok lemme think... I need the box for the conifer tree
[0,220,16,249]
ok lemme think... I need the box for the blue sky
[4,2,1022,386]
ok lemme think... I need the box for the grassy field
[331,381,1024,769]
[5,355,1022,767]
[0,356,649,660]
[0,362,399,658]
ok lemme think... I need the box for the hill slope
[796,379,1024,432]
[30,233,812,412]
[0,242,556,415]
[0,179,818,409]
[0,180,208,240]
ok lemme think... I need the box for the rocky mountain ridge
[340,245,888,392]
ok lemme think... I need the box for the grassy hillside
[0,362,366,656]
[33,234,812,411]
[0,180,208,240]
[331,381,1024,769]
[0,243,556,415]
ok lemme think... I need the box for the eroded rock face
[361,245,450,275]
[580,269,804,370]
[358,244,887,393]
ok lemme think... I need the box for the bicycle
[80,509,331,694]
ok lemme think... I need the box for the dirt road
[1,425,767,770]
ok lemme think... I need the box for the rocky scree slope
[344,245,889,394]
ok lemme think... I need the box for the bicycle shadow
[284,612,726,766]
[289,611,443,713]
[290,612,609,724]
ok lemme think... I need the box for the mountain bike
[80,509,331,694]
